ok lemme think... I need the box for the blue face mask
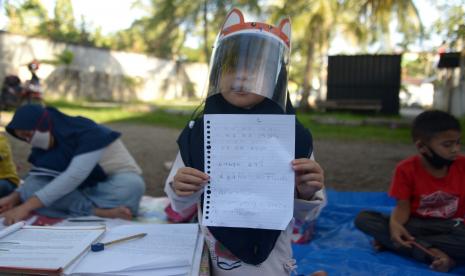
[422,146,454,169]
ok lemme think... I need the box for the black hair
[411,110,461,142]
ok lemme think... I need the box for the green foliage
[40,49,74,66]
[3,0,425,63]
[122,76,144,90]
[402,53,434,78]
[2,0,435,110]
[181,46,206,63]
[3,0,116,47]
[4,0,49,35]
[55,49,74,65]
[432,3,465,50]
[108,0,260,60]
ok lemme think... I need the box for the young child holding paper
[355,110,465,272]
[164,8,326,276]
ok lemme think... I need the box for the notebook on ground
[65,223,203,276]
[0,224,105,276]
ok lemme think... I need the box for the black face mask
[422,146,454,169]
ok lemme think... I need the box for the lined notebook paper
[202,114,295,230]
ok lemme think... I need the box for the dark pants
[355,210,465,263]
[0,179,16,198]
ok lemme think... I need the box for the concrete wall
[0,32,209,102]
[434,67,465,117]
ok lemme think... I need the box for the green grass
[149,98,202,111]
[304,110,402,121]
[297,113,411,143]
[14,100,444,144]
[114,110,193,129]
[48,100,192,129]
[47,100,412,143]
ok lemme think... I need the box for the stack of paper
[65,223,203,276]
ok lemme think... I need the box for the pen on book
[91,233,147,252]
[0,221,26,239]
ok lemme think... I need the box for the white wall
[0,32,208,102]
[433,67,465,117]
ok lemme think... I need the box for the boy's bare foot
[94,206,133,220]
[0,192,22,213]
[429,248,456,272]
[372,240,385,252]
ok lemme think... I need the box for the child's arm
[164,152,208,215]
[0,192,21,213]
[1,196,42,225]
[1,149,104,225]
[32,149,104,206]
[389,200,415,248]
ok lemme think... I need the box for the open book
[0,222,105,276]
[65,223,203,276]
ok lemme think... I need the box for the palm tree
[270,0,341,111]
[355,0,423,51]
[270,0,422,111]
[3,0,49,35]
[128,0,259,60]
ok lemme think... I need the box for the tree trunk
[298,40,315,112]
[203,0,209,63]
[316,39,330,102]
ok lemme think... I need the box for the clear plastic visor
[207,33,290,111]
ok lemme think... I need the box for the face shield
[206,11,291,112]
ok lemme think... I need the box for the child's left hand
[292,158,324,200]
[1,205,30,225]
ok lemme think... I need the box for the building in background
[433,52,465,117]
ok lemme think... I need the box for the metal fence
[325,54,401,115]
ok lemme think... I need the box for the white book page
[0,226,105,270]
[202,114,295,230]
[68,224,200,274]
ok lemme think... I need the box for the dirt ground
[3,122,417,197]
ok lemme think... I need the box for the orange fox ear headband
[219,8,291,48]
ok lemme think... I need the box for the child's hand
[172,167,209,197]
[292,158,324,200]
[0,192,21,214]
[1,205,30,225]
[389,220,414,248]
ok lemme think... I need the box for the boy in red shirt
[355,110,464,272]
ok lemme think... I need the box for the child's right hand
[0,192,21,214]
[390,221,414,248]
[172,167,209,197]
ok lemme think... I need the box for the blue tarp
[293,190,465,276]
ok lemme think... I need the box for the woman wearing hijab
[0,104,145,225]
[164,9,326,276]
